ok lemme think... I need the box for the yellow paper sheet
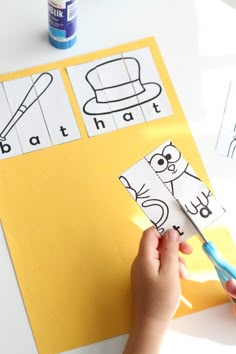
[0,37,235,354]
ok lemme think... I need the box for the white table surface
[1,0,236,353]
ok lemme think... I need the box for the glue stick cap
[48,0,78,50]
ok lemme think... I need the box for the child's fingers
[137,226,161,259]
[224,280,236,315]
[233,304,236,316]
[179,241,193,255]
[178,257,189,279]
[224,279,236,298]
[160,230,180,277]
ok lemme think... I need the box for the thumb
[224,279,236,298]
[160,229,180,277]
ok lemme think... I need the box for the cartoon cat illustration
[147,142,213,218]
[119,176,169,233]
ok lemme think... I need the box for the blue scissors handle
[202,241,236,303]
[176,199,236,302]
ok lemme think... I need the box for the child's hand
[224,279,236,314]
[123,226,192,354]
[131,226,192,328]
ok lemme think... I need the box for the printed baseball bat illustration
[0,72,53,141]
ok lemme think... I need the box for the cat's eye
[162,144,181,163]
[149,153,168,172]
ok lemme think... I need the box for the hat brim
[83,82,162,115]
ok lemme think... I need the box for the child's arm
[123,227,192,354]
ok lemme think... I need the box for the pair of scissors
[177,200,236,304]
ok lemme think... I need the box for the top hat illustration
[83,57,162,115]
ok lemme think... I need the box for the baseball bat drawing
[0,72,53,141]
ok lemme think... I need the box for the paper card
[94,54,139,104]
[145,141,225,230]
[0,84,23,159]
[216,81,236,159]
[0,71,81,158]
[123,47,173,121]
[67,47,173,137]
[32,70,81,145]
[216,129,236,159]
[119,158,196,242]
[94,55,146,129]
[111,107,146,129]
[3,75,52,153]
[67,62,117,137]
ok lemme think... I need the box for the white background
[0,0,236,353]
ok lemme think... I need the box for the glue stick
[48,0,78,49]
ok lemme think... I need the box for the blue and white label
[48,0,78,45]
